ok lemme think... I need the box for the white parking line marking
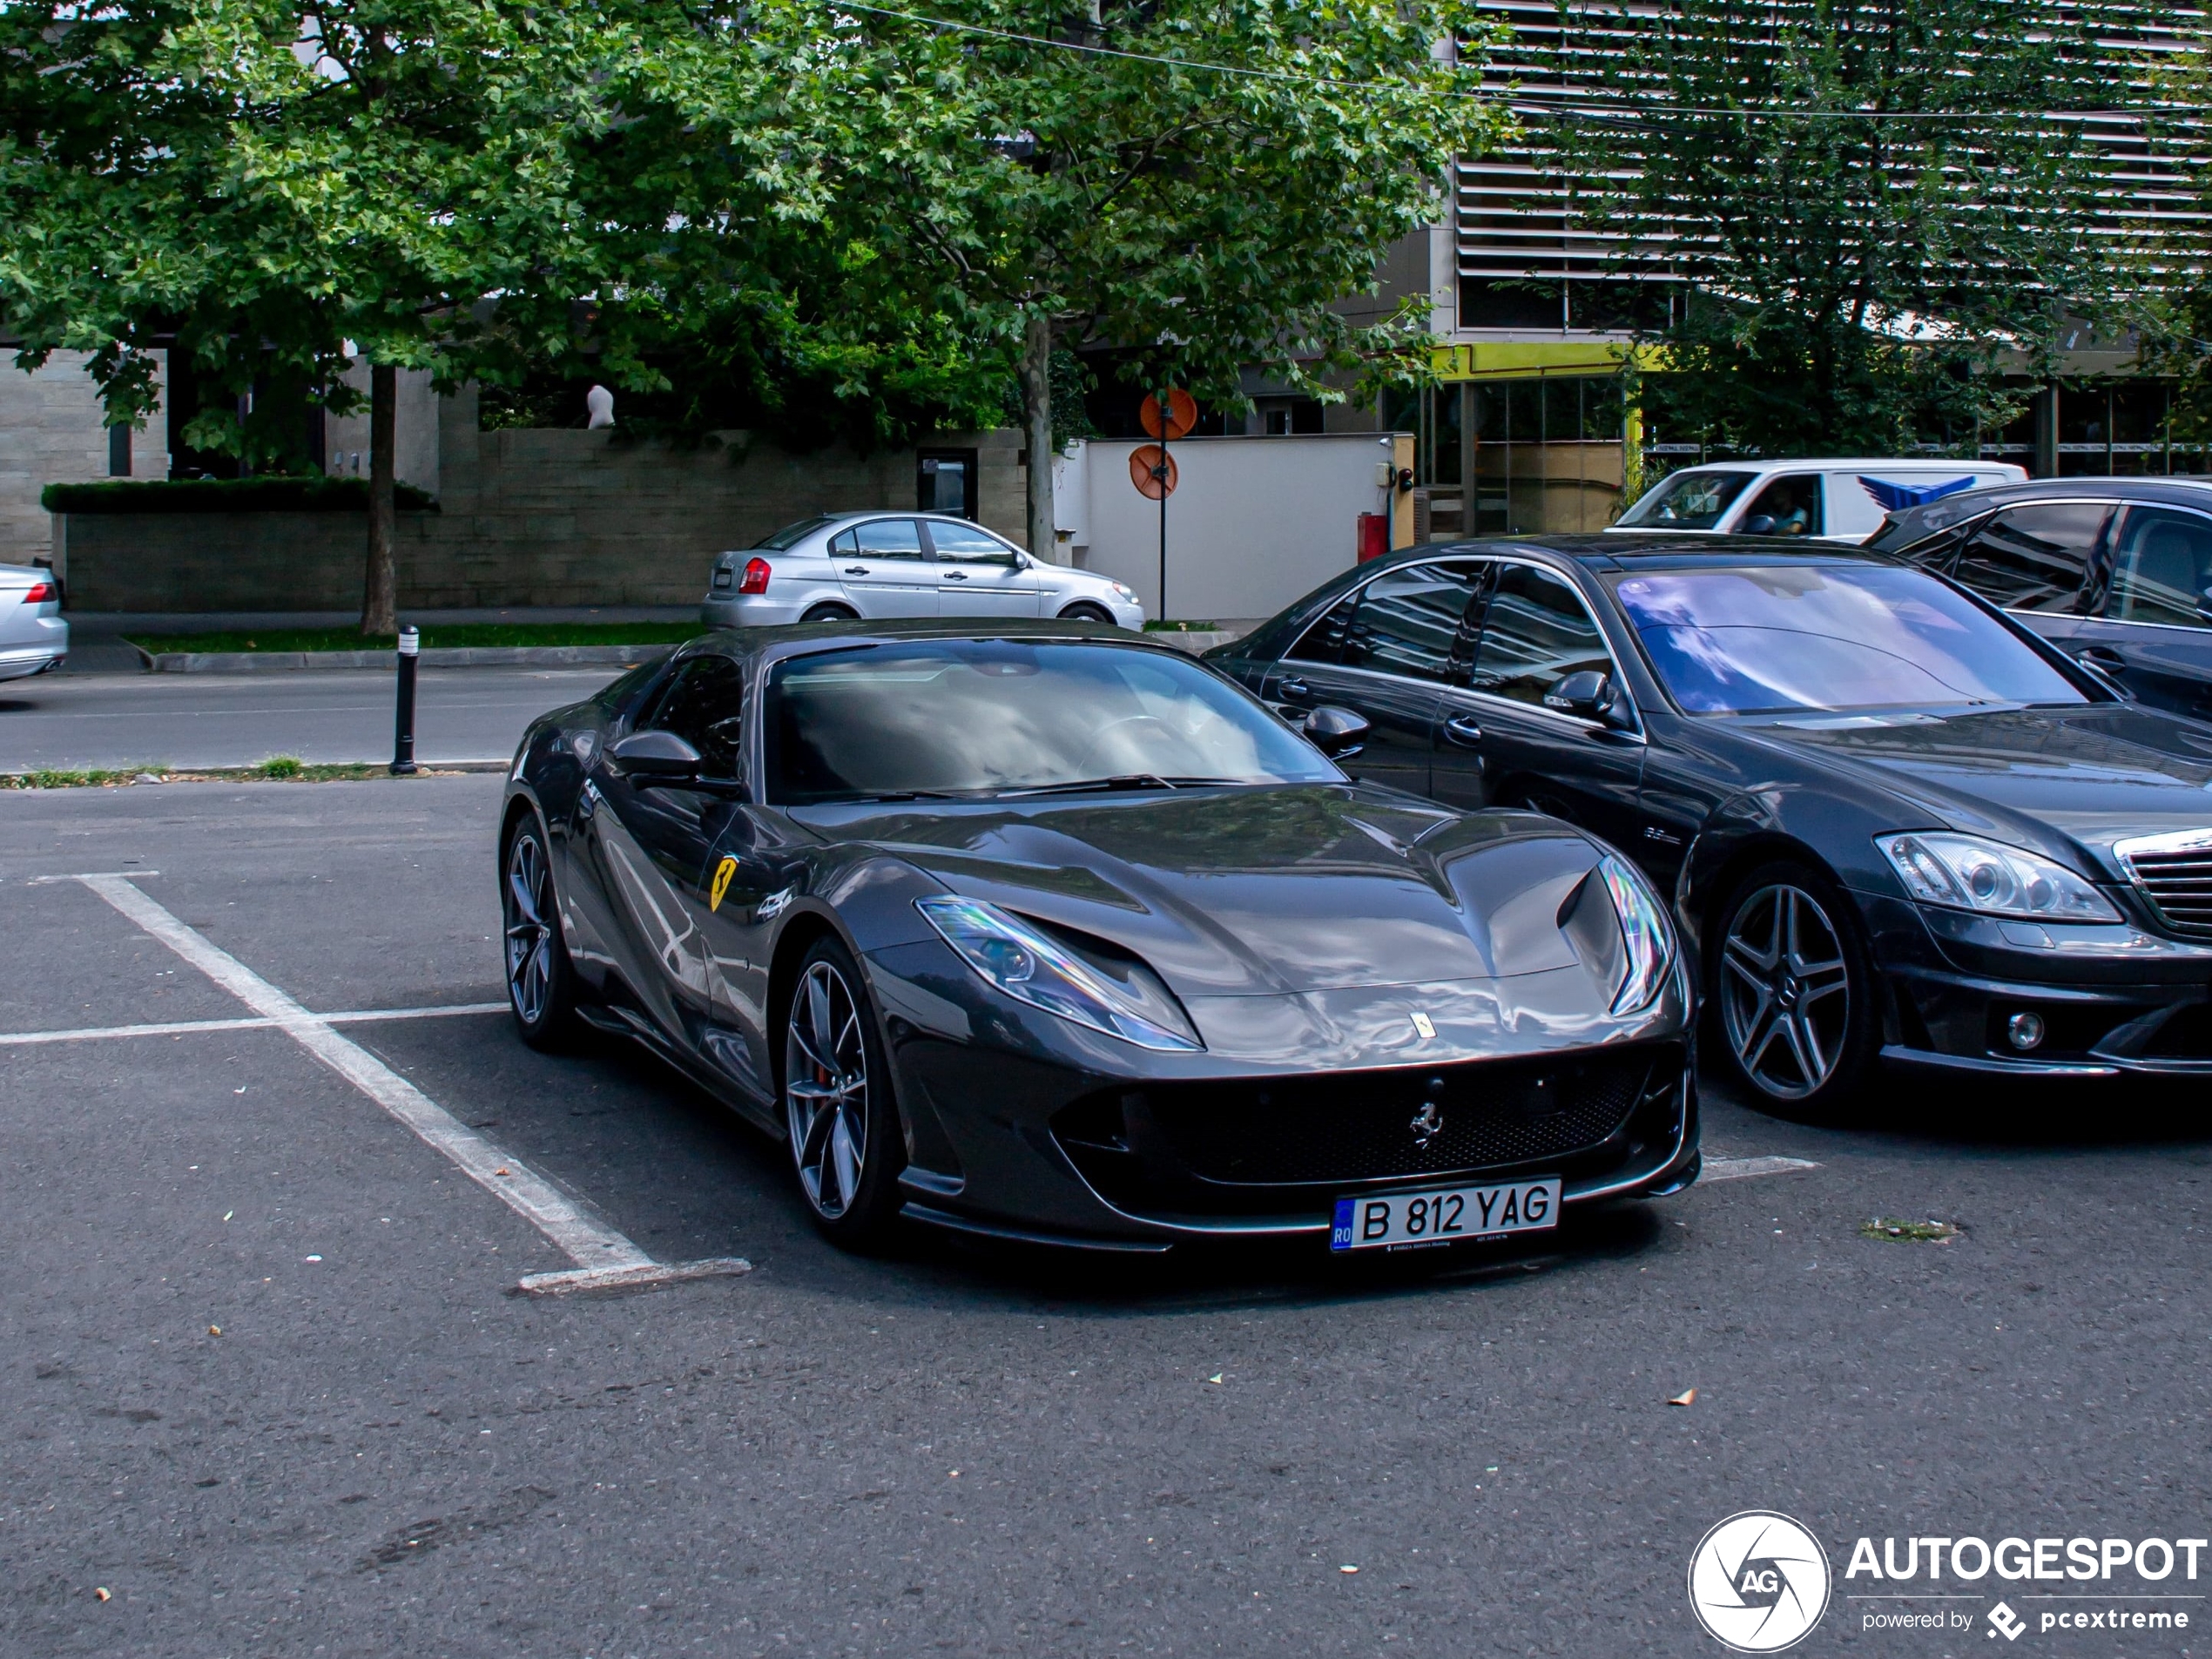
[1700,1155,1822,1184]
[0,1003,509,1047]
[62,874,748,1296]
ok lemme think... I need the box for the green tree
[779,0,1506,559]
[1546,0,2134,456]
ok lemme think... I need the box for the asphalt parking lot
[5,774,2212,1656]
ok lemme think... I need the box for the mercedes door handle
[942,570,969,582]
[843,565,869,576]
[1443,714,1484,746]
[1277,678,1313,702]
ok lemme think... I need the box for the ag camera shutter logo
[1688,1511,1832,1651]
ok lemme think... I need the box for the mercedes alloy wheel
[1714,862,1873,1114]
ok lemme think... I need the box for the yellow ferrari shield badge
[709,855,738,913]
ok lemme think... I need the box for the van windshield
[1617,471,1757,529]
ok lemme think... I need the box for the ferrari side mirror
[1303,705,1370,758]
[608,729,704,780]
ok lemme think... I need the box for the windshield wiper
[841,789,967,804]
[1000,773,1180,799]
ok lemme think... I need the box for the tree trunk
[361,362,398,636]
[1020,314,1058,563]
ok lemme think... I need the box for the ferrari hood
[1732,706,2212,877]
[808,785,1618,998]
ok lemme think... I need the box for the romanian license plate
[1329,1178,1561,1251]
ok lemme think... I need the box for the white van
[1609,458,2029,543]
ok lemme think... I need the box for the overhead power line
[822,1,2212,123]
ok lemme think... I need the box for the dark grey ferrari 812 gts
[498,621,1699,1253]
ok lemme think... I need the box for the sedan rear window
[1616,470,1757,529]
[751,516,835,550]
[765,641,1339,803]
[1609,565,2087,716]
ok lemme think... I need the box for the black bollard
[390,625,419,775]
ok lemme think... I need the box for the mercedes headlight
[1598,853,1676,1015]
[1877,832,2119,923]
[916,897,1202,1051]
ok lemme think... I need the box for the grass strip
[124,622,707,655]
[2,757,471,789]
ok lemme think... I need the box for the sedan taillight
[738,557,772,596]
[19,582,53,604]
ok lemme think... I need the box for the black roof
[1867,475,2212,550]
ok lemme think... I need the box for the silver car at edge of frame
[700,513,1147,631]
[0,563,66,681]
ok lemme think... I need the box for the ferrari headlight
[1598,853,1676,1015]
[1877,832,2119,923]
[916,897,1202,1051]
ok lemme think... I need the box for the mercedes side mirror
[1303,705,1370,758]
[1741,514,1777,535]
[608,729,705,782]
[1544,671,1634,731]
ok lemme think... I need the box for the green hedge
[41,476,438,515]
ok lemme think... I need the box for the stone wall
[0,351,165,566]
[54,385,1028,610]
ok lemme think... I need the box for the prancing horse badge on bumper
[1409,1011,1435,1040]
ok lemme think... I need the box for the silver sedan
[0,563,66,680]
[700,513,1145,630]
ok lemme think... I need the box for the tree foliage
[1548,0,2134,455]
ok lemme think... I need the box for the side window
[1952,503,2108,614]
[1286,590,1359,665]
[849,518,925,559]
[828,527,856,556]
[1737,475,1823,537]
[1339,563,1483,682]
[2108,509,2212,629]
[644,656,747,777]
[1470,563,1615,709]
[925,521,1019,564]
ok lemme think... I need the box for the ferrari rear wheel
[502,819,581,1050]
[781,937,905,1244]
[1710,860,1877,1120]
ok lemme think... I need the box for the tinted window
[1340,563,1481,681]
[927,520,1019,563]
[1952,502,2107,613]
[1610,565,2086,715]
[1737,474,1822,537]
[753,516,834,550]
[1617,470,1757,529]
[766,642,1339,802]
[644,656,746,776]
[1469,563,1615,706]
[1286,590,1358,665]
[2107,508,2212,628]
[832,518,925,559]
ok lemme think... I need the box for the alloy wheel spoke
[829,1109,863,1213]
[508,866,540,927]
[787,1019,834,1082]
[1738,1001,1784,1077]
[1777,1007,1820,1087]
[1790,1009,1830,1083]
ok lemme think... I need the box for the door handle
[943,570,968,582]
[843,565,869,576]
[1278,678,1313,702]
[2080,646,2126,668]
[1443,713,1484,746]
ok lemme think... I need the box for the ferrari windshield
[766,640,1341,803]
[1609,564,2088,716]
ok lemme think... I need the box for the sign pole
[1157,405,1169,624]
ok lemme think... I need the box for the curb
[134,643,682,674]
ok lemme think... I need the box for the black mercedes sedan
[1862,475,2212,721]
[1207,538,2212,1117]
[499,621,1699,1253]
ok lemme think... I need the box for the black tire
[1707,858,1879,1121]
[502,815,583,1051]
[802,602,860,624]
[780,934,907,1246]
[1058,602,1113,624]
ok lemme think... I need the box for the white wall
[1063,434,1396,622]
